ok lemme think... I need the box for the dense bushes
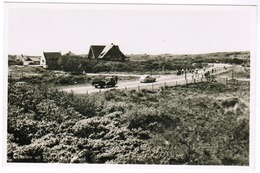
[7,81,249,165]
[9,52,249,75]
[56,56,209,73]
[8,60,23,66]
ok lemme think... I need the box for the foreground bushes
[7,81,249,165]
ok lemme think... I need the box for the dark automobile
[92,77,116,88]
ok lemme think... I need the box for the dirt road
[61,75,183,94]
[61,63,232,94]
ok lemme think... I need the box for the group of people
[190,66,221,81]
[178,65,225,81]
[191,68,200,79]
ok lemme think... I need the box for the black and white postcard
[1,0,259,173]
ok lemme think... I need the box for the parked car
[14,81,27,86]
[92,76,116,88]
[140,75,156,83]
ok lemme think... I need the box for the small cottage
[41,52,62,69]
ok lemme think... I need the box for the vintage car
[140,75,156,83]
[92,76,117,88]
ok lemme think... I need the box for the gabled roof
[43,52,62,60]
[88,44,126,60]
[89,44,124,59]
[89,46,106,59]
[98,45,114,59]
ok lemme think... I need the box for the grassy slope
[7,80,249,165]
[217,66,250,79]
[129,51,250,61]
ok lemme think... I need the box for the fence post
[186,79,187,85]
[99,88,101,93]
[237,79,238,85]
[176,81,177,86]
[194,79,196,83]
[138,85,140,92]
[125,86,127,91]
[226,78,228,84]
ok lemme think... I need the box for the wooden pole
[162,65,165,75]
[185,62,187,80]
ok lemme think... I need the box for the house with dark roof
[41,52,62,69]
[88,43,126,61]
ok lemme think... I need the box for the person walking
[115,75,118,84]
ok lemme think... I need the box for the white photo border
[1,1,259,173]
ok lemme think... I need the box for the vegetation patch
[7,80,249,165]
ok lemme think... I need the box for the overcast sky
[5,3,255,55]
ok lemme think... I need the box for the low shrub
[7,80,249,165]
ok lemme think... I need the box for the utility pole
[184,61,187,80]
[162,65,165,75]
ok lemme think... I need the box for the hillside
[7,80,249,164]
[128,51,250,61]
